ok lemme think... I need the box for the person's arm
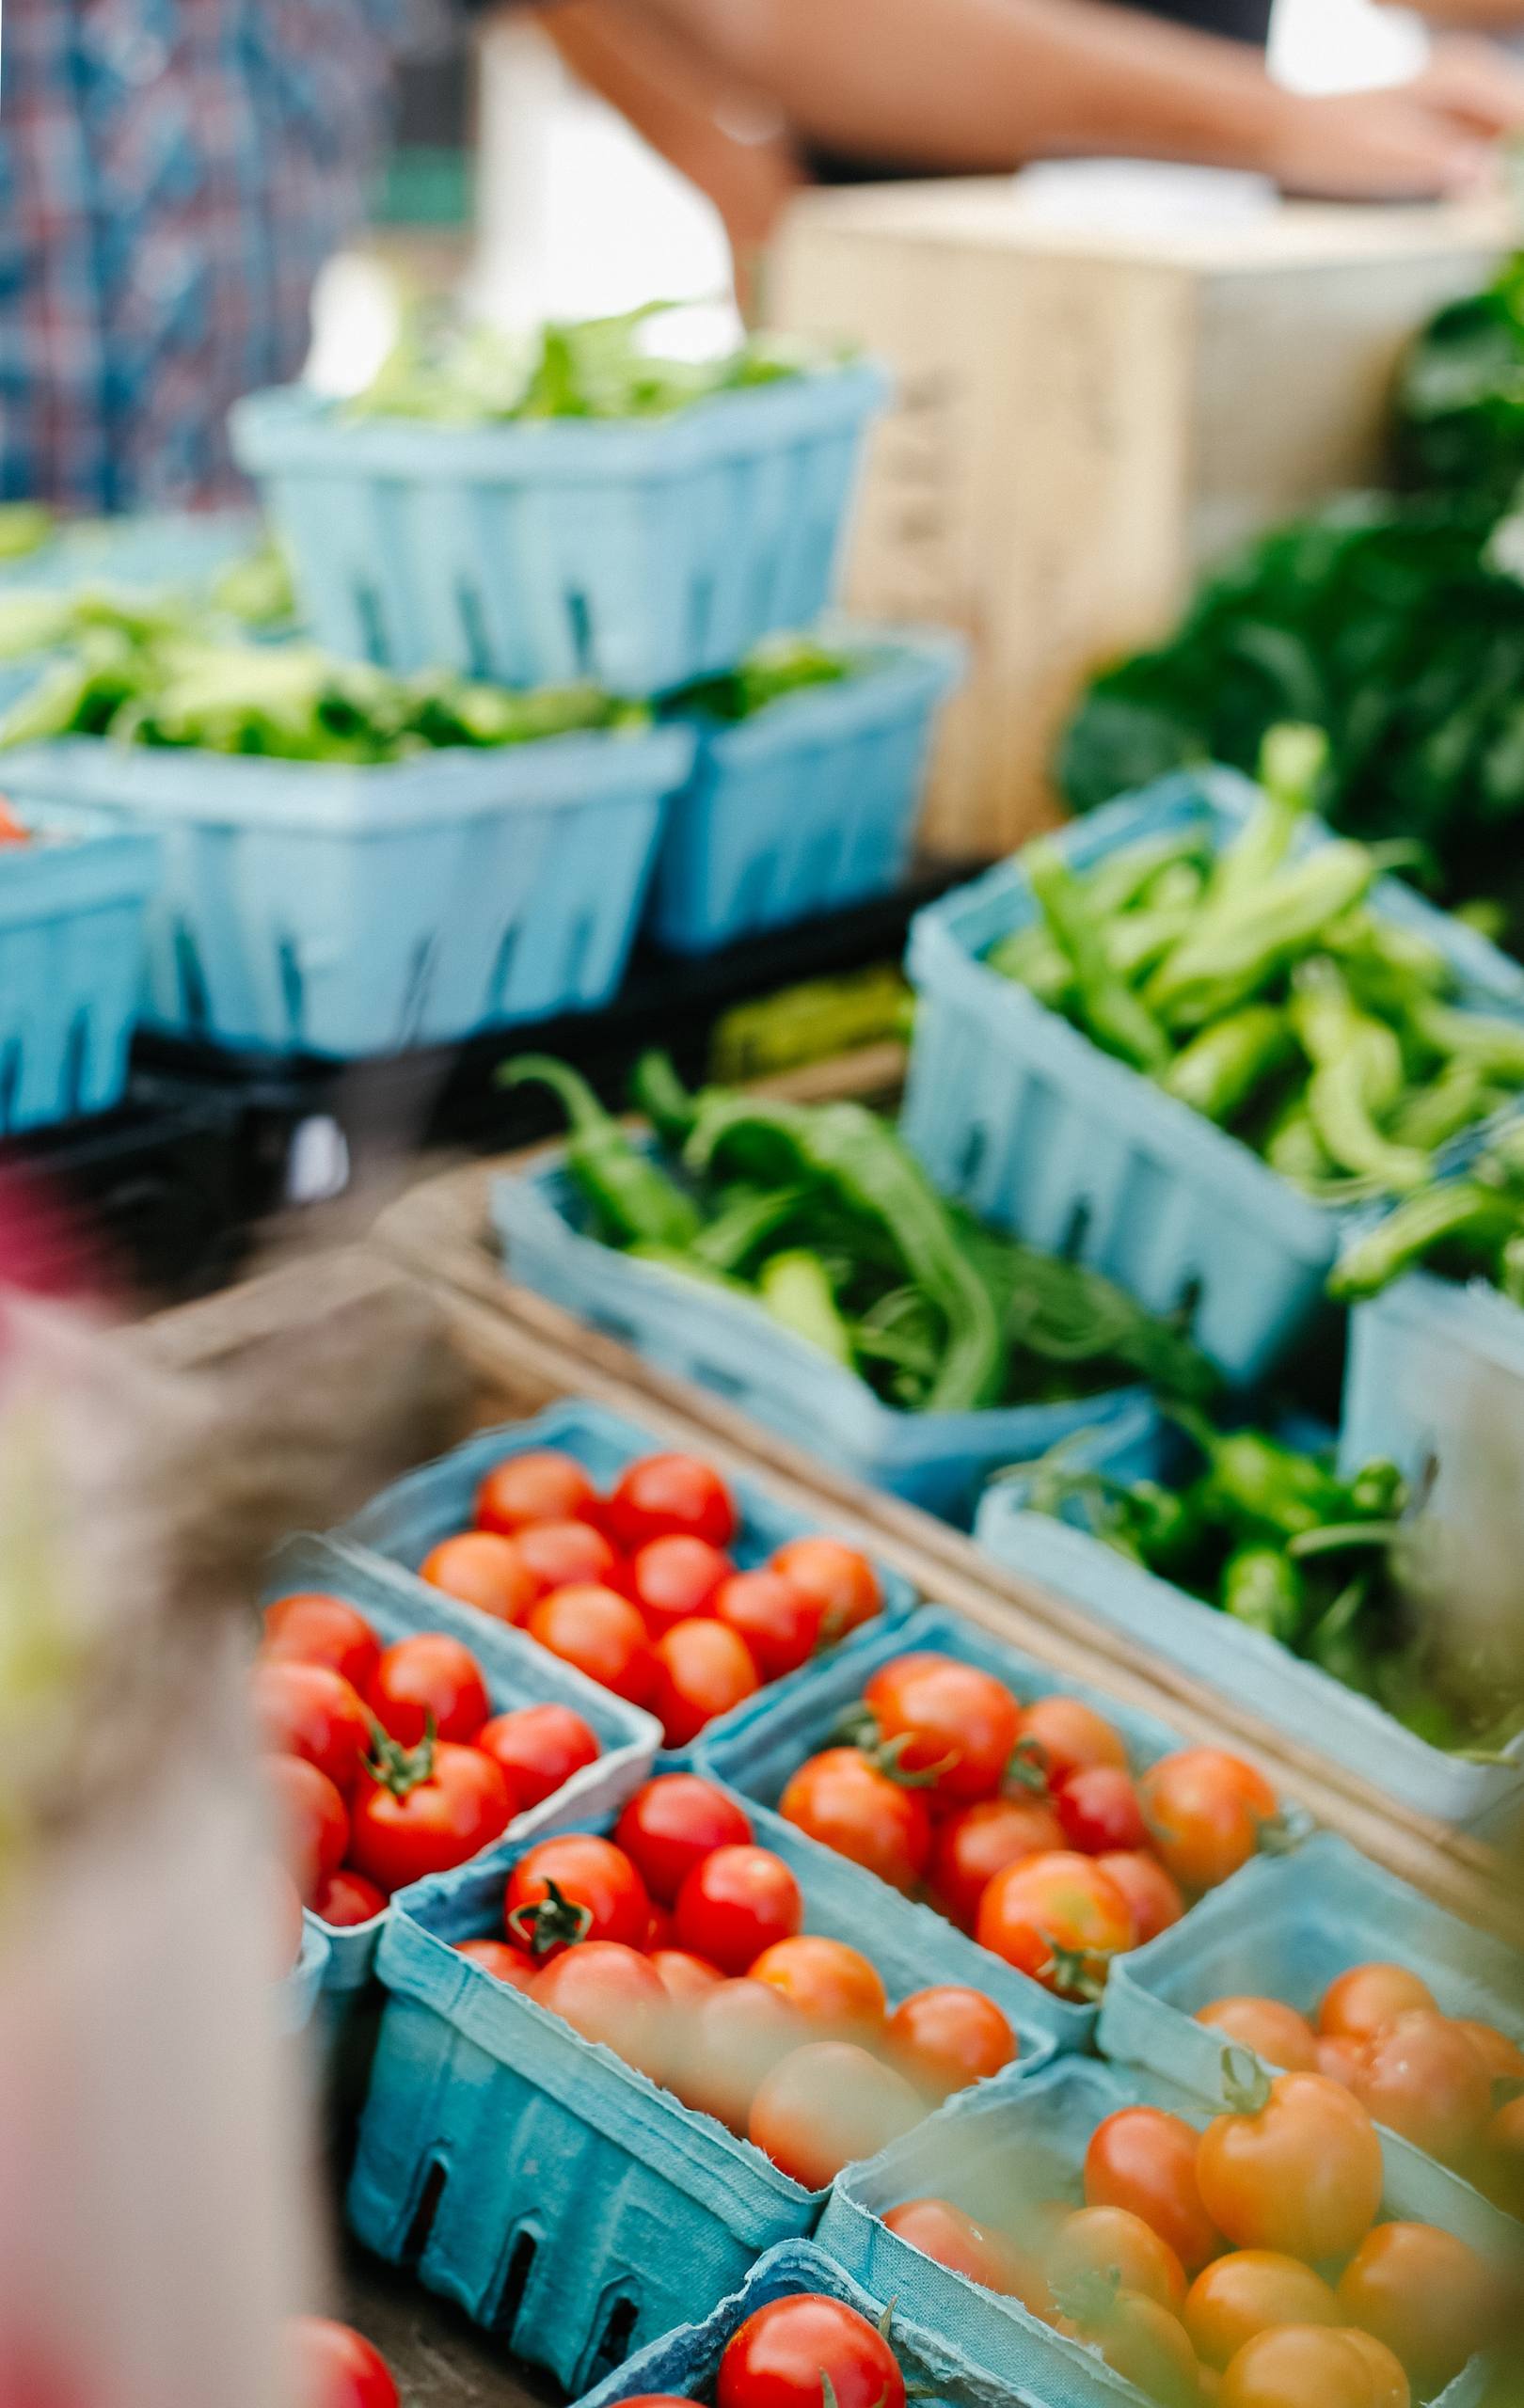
[517,0,1524,198]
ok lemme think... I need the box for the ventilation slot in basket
[489,923,521,1014]
[684,575,716,671]
[584,2292,640,2386]
[565,591,595,678]
[173,920,212,1035]
[1172,1272,1204,1336]
[61,1010,90,1118]
[956,1121,987,1190]
[401,2159,448,2268]
[0,1042,20,1135]
[354,580,392,668]
[490,2227,540,2343]
[1061,1199,1093,1262]
[276,936,307,1049]
[395,936,439,1048]
[455,579,492,680]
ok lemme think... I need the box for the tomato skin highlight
[606,1453,738,1553]
[476,1703,598,1809]
[714,1569,822,1679]
[768,1538,881,1639]
[1096,1850,1185,1945]
[884,1987,1017,2097]
[504,1833,651,1959]
[862,1653,1022,1801]
[264,1753,349,1903]
[976,1851,1135,1998]
[614,1774,754,1904]
[929,1796,1065,1929]
[366,1634,491,1748]
[288,2315,398,2408]
[778,1748,932,1893]
[251,1659,371,1793]
[716,2294,907,2408]
[475,1449,597,1534]
[627,1535,734,1636]
[1319,1961,1437,2043]
[1336,2220,1503,2394]
[456,1938,538,1991]
[675,1845,802,1974]
[263,1592,381,1694]
[310,1868,388,1928]
[348,1744,511,1893]
[748,2039,924,2188]
[1197,2070,1384,2264]
[748,1936,887,2043]
[649,1618,760,1746]
[1183,2251,1339,2370]
[1195,1996,1320,2074]
[526,1583,656,1704]
[1352,2010,1493,2162]
[1138,1750,1278,1893]
[1219,2324,1374,2408]
[1085,2106,1221,2274]
[419,1531,538,1624]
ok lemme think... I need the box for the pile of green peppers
[506,1051,1215,1418]
[991,726,1524,1202]
[1332,1122,1524,1303]
[1023,1418,1524,1754]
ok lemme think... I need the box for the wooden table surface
[343,2235,558,2408]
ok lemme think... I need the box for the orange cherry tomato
[1080,2293,1200,2408]
[1336,2221,1502,2395]
[526,1583,656,1704]
[419,1531,539,1624]
[1453,2018,1524,2081]
[1096,1850,1186,1946]
[748,1935,887,2041]
[1338,2331,1410,2408]
[1015,1695,1127,1789]
[976,1851,1135,2000]
[882,2198,1040,2303]
[748,2040,923,2188]
[474,1449,598,1533]
[768,1538,881,1640]
[928,1796,1065,1930]
[884,1986,1017,2097]
[1220,2325,1376,2408]
[1138,1751,1278,1893]
[1197,2069,1383,2263]
[649,1618,760,1746]
[778,1748,932,1893]
[862,1653,1021,1802]
[1479,2091,1524,2217]
[1183,2252,1338,2371]
[1352,2011,1493,2163]
[1085,2106,1220,2273]
[677,1977,804,2130]
[1318,1961,1436,2044]
[1315,2035,1365,2089]
[510,1519,620,1600]
[713,1569,824,1681]
[1196,1997,1319,2074]
[648,1948,725,2005]
[533,1941,670,2082]
[456,1938,538,1992]
[1050,2205,1186,2313]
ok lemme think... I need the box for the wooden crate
[766,182,1511,860]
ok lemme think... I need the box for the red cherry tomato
[1096,1850,1186,1946]
[717,2294,907,2408]
[504,1832,651,1960]
[677,1977,804,2130]
[288,2315,398,2408]
[928,1795,1065,1929]
[267,1862,307,1976]
[674,1844,802,1974]
[650,1619,760,1746]
[476,1703,599,1809]
[1138,1751,1278,1893]
[713,1569,823,1680]
[1056,1766,1149,1856]
[475,1449,598,1534]
[526,1584,656,1705]
[613,1774,754,1904]
[310,1868,388,1929]
[649,1947,725,2004]
[262,1592,381,1694]
[1085,2105,1221,2273]
[627,1535,735,1636]
[1015,1695,1127,1789]
[647,1902,676,1952]
[862,1653,1022,1802]
[778,1749,932,1893]
[367,1634,491,1748]
[263,1754,348,1904]
[881,2198,1038,2299]
[606,1453,738,1553]
[885,1986,1017,2097]
[419,1531,537,1624]
[510,1519,620,1600]
[348,1741,512,1894]
[748,2040,923,2189]
[456,1938,538,1992]
[251,1659,371,1794]
[533,1941,670,2082]
[976,1851,1135,1999]
[768,1539,881,1641]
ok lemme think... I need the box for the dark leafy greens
[1394,254,1524,511]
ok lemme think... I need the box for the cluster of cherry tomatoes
[254,1585,602,1928]
[625,2289,909,2408]
[773,1651,1280,1999]
[415,1445,883,1745]
[1198,1958,1524,2213]
[875,2062,1507,2407]
[289,2316,397,2408]
[451,1771,1023,2188]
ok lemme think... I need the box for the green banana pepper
[1221,1543,1309,1646]
[502,1056,702,1249]
[757,1250,855,1366]
[1162,1006,1294,1124]
[1024,840,1171,1073]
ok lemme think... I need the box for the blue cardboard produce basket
[0,801,158,1132]
[347,1798,1056,2389]
[492,1157,1156,1523]
[574,2239,1056,2408]
[230,369,888,696]
[649,628,964,956]
[901,768,1524,1386]
[0,509,262,597]
[338,1398,917,1757]
[819,2054,1490,2408]
[1098,1833,1524,2258]
[697,1603,1272,2052]
[278,1920,332,2039]
[0,722,691,1057]
[267,1533,659,2009]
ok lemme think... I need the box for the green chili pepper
[1344,1460,1408,1521]
[1262,1101,1333,1188]
[1204,723,1326,914]
[625,1243,753,1295]
[1291,964,1429,1193]
[686,1095,1004,1412]
[689,1186,806,1275]
[502,1056,702,1249]
[1328,1180,1524,1301]
[1084,829,1211,919]
[1388,1061,1500,1152]
[1175,1411,1347,1541]
[1410,1001,1524,1082]
[1162,1006,1294,1124]
[987,921,1072,1007]
[757,1249,855,1366]
[1221,1544,1309,1647]
[1024,840,1171,1073]
[629,1051,706,1150]
[1123,1480,1206,1580]
[1145,843,1375,1029]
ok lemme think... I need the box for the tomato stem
[1003,1737,1052,1797]
[506,1874,595,1959]
[1219,2043,1274,2115]
[364,1712,437,1799]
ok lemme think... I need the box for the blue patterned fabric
[0,0,410,511]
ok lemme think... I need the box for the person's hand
[1263,38,1524,197]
